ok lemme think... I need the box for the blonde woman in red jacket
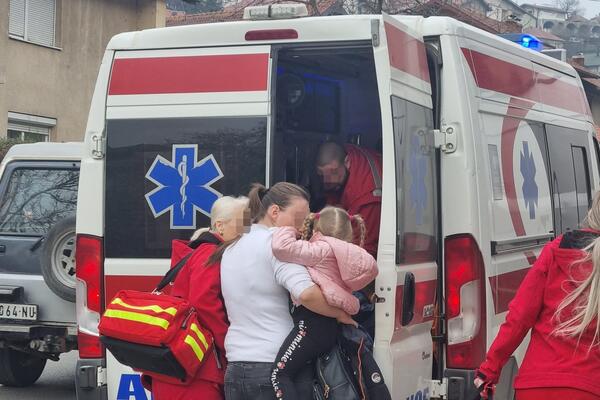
[150,196,248,400]
[475,192,600,400]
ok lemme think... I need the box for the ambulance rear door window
[545,125,592,233]
[105,117,267,259]
[392,96,437,265]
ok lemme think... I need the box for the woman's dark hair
[207,182,309,265]
[248,182,309,223]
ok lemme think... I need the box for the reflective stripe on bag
[111,297,178,316]
[184,323,211,363]
[184,335,206,363]
[103,309,171,330]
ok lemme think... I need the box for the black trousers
[271,306,338,400]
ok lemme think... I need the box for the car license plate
[0,303,38,321]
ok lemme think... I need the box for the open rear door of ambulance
[103,44,273,399]
[373,14,439,400]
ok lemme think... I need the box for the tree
[166,0,222,13]
[556,0,583,18]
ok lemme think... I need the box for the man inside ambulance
[315,142,382,334]
[315,142,382,258]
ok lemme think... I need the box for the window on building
[7,112,55,142]
[8,0,57,48]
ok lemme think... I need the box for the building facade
[0,0,166,142]
[486,0,536,28]
[521,3,567,29]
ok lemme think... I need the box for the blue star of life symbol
[520,141,538,220]
[145,144,223,229]
[409,134,428,226]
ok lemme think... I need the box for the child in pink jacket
[270,206,378,400]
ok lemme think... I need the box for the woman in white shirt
[220,182,354,400]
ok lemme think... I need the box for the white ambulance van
[74,7,600,400]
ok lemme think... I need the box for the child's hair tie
[348,213,355,222]
[314,212,320,220]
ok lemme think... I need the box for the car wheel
[0,348,46,387]
[41,216,77,302]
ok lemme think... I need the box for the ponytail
[206,237,240,266]
[352,214,367,248]
[301,213,318,241]
[247,182,309,223]
[248,183,270,223]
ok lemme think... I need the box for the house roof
[167,0,342,25]
[496,0,531,15]
[520,3,567,14]
[405,0,521,33]
[523,27,565,42]
[567,15,589,23]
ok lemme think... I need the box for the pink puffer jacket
[272,227,378,315]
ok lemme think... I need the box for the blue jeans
[225,361,314,400]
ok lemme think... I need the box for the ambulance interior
[271,45,382,210]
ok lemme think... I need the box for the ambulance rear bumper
[76,358,108,400]
[444,369,479,400]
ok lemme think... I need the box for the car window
[0,168,79,235]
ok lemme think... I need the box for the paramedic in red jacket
[475,192,600,400]
[151,196,249,400]
[315,142,382,257]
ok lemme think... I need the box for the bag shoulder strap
[154,251,194,292]
[354,147,382,197]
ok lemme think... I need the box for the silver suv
[0,142,81,387]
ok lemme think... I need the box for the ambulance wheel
[0,348,46,387]
[41,216,77,302]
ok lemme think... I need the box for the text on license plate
[0,303,38,320]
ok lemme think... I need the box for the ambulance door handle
[401,272,416,326]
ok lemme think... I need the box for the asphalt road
[0,350,77,400]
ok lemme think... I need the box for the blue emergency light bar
[498,33,543,51]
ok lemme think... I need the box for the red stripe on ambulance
[489,252,538,314]
[394,279,436,330]
[500,98,534,237]
[461,48,589,115]
[108,53,270,95]
[384,22,430,83]
[105,275,164,307]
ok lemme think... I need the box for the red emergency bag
[98,253,214,385]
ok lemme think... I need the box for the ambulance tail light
[75,234,104,359]
[445,234,487,369]
[245,29,299,41]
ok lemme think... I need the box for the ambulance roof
[3,142,83,163]
[107,14,576,78]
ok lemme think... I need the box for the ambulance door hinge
[433,125,457,154]
[371,19,380,47]
[91,133,106,160]
[426,377,448,399]
[97,366,107,387]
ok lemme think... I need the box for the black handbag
[313,342,363,400]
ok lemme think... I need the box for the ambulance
[74,6,600,400]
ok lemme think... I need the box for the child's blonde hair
[301,206,366,247]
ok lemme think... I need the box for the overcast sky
[573,0,600,17]
[517,0,600,18]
